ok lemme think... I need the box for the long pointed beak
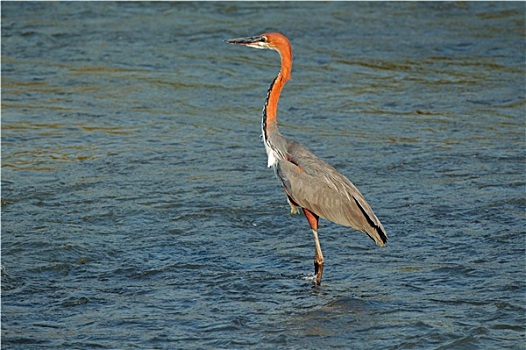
[225,35,267,49]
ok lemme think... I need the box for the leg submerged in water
[303,208,324,285]
[312,229,324,285]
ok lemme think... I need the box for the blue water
[2,2,525,349]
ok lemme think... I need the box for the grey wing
[276,139,388,246]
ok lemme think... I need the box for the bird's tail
[365,224,388,247]
[354,198,388,247]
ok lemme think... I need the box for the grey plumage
[274,134,387,247]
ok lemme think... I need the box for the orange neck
[264,49,292,128]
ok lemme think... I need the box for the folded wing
[275,139,387,246]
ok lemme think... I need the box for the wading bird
[226,33,387,285]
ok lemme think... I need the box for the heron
[226,32,388,285]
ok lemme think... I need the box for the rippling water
[2,2,525,349]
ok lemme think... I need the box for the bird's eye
[261,36,268,43]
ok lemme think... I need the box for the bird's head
[226,32,293,81]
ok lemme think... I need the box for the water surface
[2,2,525,349]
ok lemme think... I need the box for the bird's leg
[286,195,300,215]
[312,229,324,285]
[303,208,324,285]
